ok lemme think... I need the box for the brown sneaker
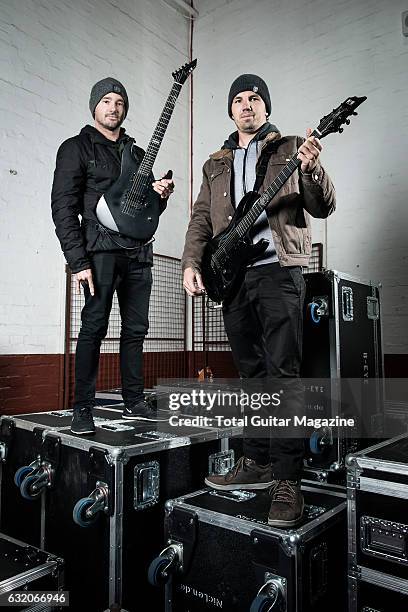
[205,456,275,490]
[267,480,304,527]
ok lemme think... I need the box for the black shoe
[71,403,95,435]
[267,480,304,527]
[122,399,168,422]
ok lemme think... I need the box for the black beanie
[89,77,129,118]
[228,74,271,118]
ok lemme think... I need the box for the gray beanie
[89,77,129,118]
[228,74,271,118]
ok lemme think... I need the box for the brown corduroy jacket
[181,130,336,272]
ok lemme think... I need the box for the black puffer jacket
[51,125,166,273]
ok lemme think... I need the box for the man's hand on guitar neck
[183,267,205,297]
[152,169,175,199]
[74,268,95,296]
[297,128,322,173]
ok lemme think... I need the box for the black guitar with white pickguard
[201,95,367,304]
[96,59,197,240]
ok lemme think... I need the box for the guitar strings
[213,119,337,259]
[122,95,177,214]
[216,154,301,258]
[122,84,181,216]
[211,160,299,267]
[215,128,324,257]
[122,92,178,214]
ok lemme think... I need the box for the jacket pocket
[209,168,225,181]
[210,167,230,213]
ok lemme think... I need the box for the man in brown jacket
[182,74,336,526]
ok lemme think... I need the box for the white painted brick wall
[0,0,191,354]
[193,0,408,354]
[2,0,407,357]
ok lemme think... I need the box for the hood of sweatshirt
[221,121,280,150]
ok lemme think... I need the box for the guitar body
[95,142,160,241]
[201,191,269,303]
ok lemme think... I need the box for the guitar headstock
[316,96,367,138]
[172,59,197,85]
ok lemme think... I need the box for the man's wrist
[300,162,321,183]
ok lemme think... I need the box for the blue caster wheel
[19,474,41,501]
[250,594,273,612]
[72,497,98,528]
[309,302,321,324]
[14,466,34,488]
[147,556,171,587]
[310,430,326,455]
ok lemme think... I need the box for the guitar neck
[136,82,182,179]
[235,129,321,238]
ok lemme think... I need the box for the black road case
[0,407,240,612]
[347,434,408,612]
[0,532,64,611]
[301,270,384,482]
[0,405,128,548]
[150,485,347,611]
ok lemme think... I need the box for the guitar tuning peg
[339,128,344,133]
[353,112,358,116]
[345,119,350,125]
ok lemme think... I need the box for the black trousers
[74,252,152,407]
[222,263,306,480]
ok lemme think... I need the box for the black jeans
[222,263,306,480]
[74,251,152,407]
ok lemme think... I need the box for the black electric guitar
[201,95,367,304]
[96,59,197,240]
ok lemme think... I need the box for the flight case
[301,270,384,482]
[149,484,347,611]
[0,532,64,612]
[347,434,408,612]
[0,406,240,612]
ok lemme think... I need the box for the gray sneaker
[205,456,275,490]
[267,480,304,527]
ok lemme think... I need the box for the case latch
[134,460,160,510]
[367,296,379,320]
[208,449,235,475]
[360,516,408,565]
[341,286,354,321]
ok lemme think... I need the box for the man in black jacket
[52,77,174,434]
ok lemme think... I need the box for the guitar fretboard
[136,82,182,180]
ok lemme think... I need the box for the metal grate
[65,254,186,405]
[303,242,323,274]
[192,296,230,353]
